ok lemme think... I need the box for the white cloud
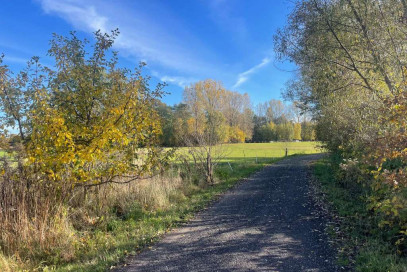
[40,0,108,32]
[151,71,195,88]
[36,0,270,91]
[160,76,191,88]
[233,57,271,89]
[37,0,220,77]
[3,55,28,64]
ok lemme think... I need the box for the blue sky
[0,0,296,106]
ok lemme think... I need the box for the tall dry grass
[0,160,197,269]
[69,169,197,227]
[0,160,76,265]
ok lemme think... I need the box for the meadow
[176,141,323,163]
[221,142,322,161]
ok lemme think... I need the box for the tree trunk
[206,153,214,185]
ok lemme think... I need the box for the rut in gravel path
[113,154,338,272]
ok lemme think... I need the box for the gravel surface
[113,154,338,272]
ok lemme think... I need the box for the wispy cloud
[3,55,29,64]
[151,71,195,88]
[40,0,108,32]
[160,76,192,88]
[233,57,271,89]
[36,0,272,95]
[37,0,220,77]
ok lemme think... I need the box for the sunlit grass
[176,141,324,164]
[222,141,322,161]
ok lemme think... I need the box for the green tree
[276,122,294,141]
[301,121,314,141]
[293,123,301,140]
[274,0,407,254]
[274,0,406,152]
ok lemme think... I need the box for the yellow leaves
[268,121,276,130]
[26,83,162,186]
[227,126,246,143]
[293,123,302,140]
[0,31,168,188]
[186,117,204,135]
[110,107,124,116]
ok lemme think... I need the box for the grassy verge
[313,156,407,272]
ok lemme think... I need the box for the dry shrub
[69,169,194,230]
[338,158,364,186]
[0,161,198,269]
[0,161,76,266]
[0,253,19,272]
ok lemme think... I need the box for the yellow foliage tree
[182,80,229,184]
[293,123,301,140]
[228,126,246,143]
[0,30,167,186]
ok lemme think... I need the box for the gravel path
[114,154,338,272]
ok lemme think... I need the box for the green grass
[313,156,407,272]
[176,141,323,164]
[21,142,322,271]
[222,141,322,161]
[0,150,15,160]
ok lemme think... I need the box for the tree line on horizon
[153,79,315,147]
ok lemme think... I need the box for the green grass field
[177,141,323,164]
[221,142,323,162]
[1,142,322,163]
